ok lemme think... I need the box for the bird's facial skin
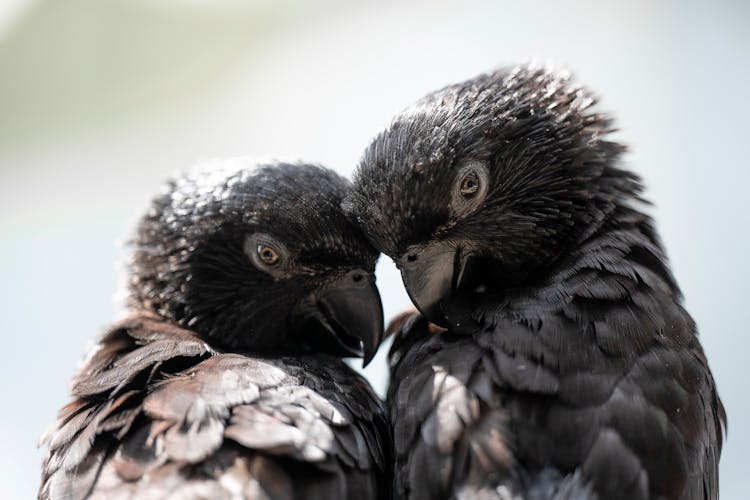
[345,65,637,326]
[130,160,384,365]
[242,231,383,364]
[449,161,490,219]
[395,160,493,324]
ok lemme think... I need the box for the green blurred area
[0,0,338,150]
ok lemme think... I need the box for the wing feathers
[40,316,389,499]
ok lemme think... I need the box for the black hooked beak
[399,243,468,328]
[313,269,384,366]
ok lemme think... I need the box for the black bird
[344,65,725,499]
[40,159,390,499]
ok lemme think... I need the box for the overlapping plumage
[40,159,390,499]
[344,65,725,500]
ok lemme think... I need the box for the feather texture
[40,316,390,499]
[345,64,725,499]
[386,210,725,499]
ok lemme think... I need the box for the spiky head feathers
[345,65,640,271]
[128,158,379,352]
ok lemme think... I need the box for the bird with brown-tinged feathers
[344,65,725,500]
[39,159,391,499]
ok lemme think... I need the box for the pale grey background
[1,1,747,498]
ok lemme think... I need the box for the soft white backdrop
[1,1,747,498]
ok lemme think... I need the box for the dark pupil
[259,246,278,264]
[460,173,479,196]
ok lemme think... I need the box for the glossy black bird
[344,65,725,499]
[40,159,390,499]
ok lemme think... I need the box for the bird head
[344,65,640,327]
[128,159,383,365]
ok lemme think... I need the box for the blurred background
[1,0,747,498]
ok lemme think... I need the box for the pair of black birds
[40,65,725,500]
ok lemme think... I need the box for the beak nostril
[406,254,418,263]
[352,273,364,283]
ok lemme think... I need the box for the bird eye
[459,171,480,197]
[451,161,489,218]
[257,245,279,265]
[245,233,291,278]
